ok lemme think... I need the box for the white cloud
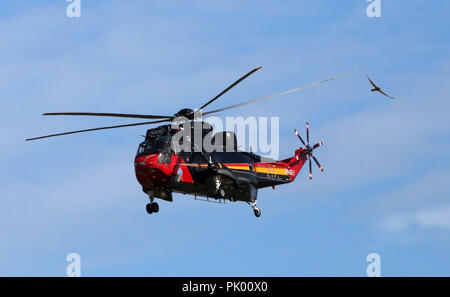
[416,207,450,229]
[378,205,450,232]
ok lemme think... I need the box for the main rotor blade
[25,119,170,141]
[203,69,362,116]
[199,66,262,110]
[43,112,173,120]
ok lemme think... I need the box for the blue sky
[0,1,449,276]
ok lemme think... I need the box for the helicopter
[26,67,360,217]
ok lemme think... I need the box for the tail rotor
[294,122,324,180]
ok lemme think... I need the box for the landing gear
[146,190,159,215]
[250,200,261,217]
[146,202,159,214]
[151,202,159,213]
[213,175,225,198]
[217,188,226,198]
[146,203,153,214]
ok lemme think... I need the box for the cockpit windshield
[137,135,172,156]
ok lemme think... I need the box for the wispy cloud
[378,205,450,232]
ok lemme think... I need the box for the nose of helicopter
[134,154,173,186]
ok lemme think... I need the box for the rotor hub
[173,108,195,120]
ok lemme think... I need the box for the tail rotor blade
[309,157,312,179]
[294,122,324,180]
[306,122,310,145]
[313,141,323,150]
[294,129,306,147]
[312,155,324,172]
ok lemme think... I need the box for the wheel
[253,208,261,217]
[146,203,153,214]
[218,188,226,198]
[151,202,159,213]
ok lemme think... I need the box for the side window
[137,142,146,154]
[157,136,172,163]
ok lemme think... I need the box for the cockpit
[137,135,172,155]
[136,123,244,162]
[137,134,174,164]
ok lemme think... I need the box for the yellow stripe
[227,165,250,171]
[255,167,288,175]
[227,164,289,176]
[181,163,289,176]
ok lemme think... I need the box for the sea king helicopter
[27,67,361,217]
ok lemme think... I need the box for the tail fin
[279,148,308,182]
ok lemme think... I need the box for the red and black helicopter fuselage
[134,122,308,211]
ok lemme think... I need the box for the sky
[0,0,449,276]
